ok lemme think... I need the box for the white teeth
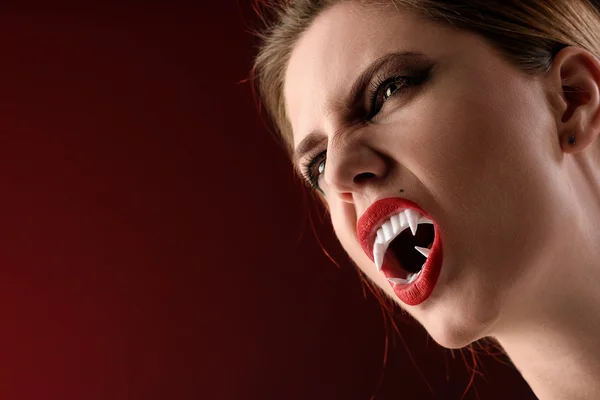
[371,208,433,272]
[387,277,409,285]
[398,212,407,228]
[387,270,422,286]
[414,246,431,258]
[382,221,393,241]
[404,209,419,236]
[419,216,433,225]
[373,241,385,272]
[376,229,384,244]
[390,214,400,232]
[408,270,422,283]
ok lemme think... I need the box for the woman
[251,1,600,398]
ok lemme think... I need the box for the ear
[545,46,600,153]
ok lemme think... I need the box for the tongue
[383,248,411,279]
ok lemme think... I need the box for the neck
[491,154,600,400]
[494,283,600,400]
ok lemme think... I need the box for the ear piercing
[568,132,576,145]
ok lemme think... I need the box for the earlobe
[547,46,600,153]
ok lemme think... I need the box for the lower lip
[385,220,443,307]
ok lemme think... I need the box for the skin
[283,2,600,400]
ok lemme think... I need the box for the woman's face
[284,2,574,348]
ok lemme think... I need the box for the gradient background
[0,2,537,399]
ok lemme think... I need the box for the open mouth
[372,209,435,284]
[358,198,443,305]
[387,219,435,283]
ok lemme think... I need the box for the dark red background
[0,3,536,399]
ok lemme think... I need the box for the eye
[384,82,401,100]
[367,72,428,120]
[301,151,326,191]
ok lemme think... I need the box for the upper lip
[357,197,430,260]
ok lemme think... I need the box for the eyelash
[301,71,427,190]
[301,150,326,192]
[367,75,418,120]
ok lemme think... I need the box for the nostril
[354,172,376,184]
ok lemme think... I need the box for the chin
[416,297,502,350]
[426,324,484,349]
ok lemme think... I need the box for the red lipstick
[357,198,443,306]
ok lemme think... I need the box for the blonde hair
[251,0,600,160]
[250,2,600,394]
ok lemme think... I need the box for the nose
[323,131,389,202]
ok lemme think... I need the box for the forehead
[283,2,454,146]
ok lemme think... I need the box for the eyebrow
[292,51,427,166]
